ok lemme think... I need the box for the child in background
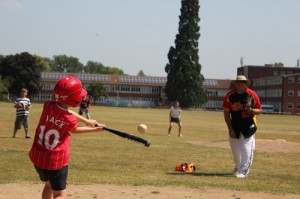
[29,76,105,199]
[12,88,31,138]
[168,100,183,137]
[79,95,91,119]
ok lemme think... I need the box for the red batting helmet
[54,76,87,107]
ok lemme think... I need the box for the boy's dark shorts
[15,115,29,130]
[35,165,68,191]
[170,117,180,124]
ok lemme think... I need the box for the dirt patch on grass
[258,129,300,136]
[1,140,299,198]
[2,137,299,198]
[0,183,299,199]
[187,139,300,153]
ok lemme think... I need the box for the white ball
[137,124,147,134]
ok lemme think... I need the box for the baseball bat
[103,127,151,147]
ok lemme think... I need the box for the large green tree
[85,61,105,73]
[101,66,125,75]
[165,0,207,108]
[84,61,125,75]
[35,55,51,72]
[49,55,84,73]
[0,52,42,97]
[137,70,146,76]
[86,82,107,105]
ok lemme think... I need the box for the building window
[288,77,294,83]
[297,103,300,110]
[298,77,300,84]
[287,103,293,109]
[288,90,294,96]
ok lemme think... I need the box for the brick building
[281,73,300,114]
[33,65,300,114]
[33,72,167,108]
[32,72,232,109]
[238,65,300,114]
[202,79,232,110]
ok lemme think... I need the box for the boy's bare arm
[71,124,105,134]
[68,109,101,127]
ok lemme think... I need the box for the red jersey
[223,88,261,112]
[29,101,78,170]
[223,88,262,138]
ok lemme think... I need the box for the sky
[0,0,300,79]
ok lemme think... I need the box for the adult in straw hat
[223,75,262,178]
[231,75,251,87]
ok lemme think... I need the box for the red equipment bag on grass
[175,163,196,173]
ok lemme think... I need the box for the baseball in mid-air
[138,124,147,134]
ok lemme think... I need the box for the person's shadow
[0,136,14,139]
[167,172,233,177]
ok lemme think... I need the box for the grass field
[0,102,300,195]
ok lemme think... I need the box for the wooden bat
[103,127,151,147]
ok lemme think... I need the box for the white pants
[229,134,255,174]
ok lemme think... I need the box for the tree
[165,0,207,108]
[35,55,51,72]
[101,66,125,75]
[0,52,42,97]
[274,62,284,67]
[84,61,125,74]
[85,61,105,73]
[49,55,84,72]
[137,70,146,76]
[0,75,9,101]
[86,82,107,104]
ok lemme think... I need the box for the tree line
[0,52,124,100]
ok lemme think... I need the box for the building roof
[41,72,232,90]
[241,64,300,69]
[203,79,231,89]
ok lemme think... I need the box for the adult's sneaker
[235,172,247,178]
[232,168,238,176]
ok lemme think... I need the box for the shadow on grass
[0,136,32,139]
[167,172,233,177]
[0,136,14,139]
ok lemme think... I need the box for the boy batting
[29,76,105,199]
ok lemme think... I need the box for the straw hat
[231,75,251,86]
